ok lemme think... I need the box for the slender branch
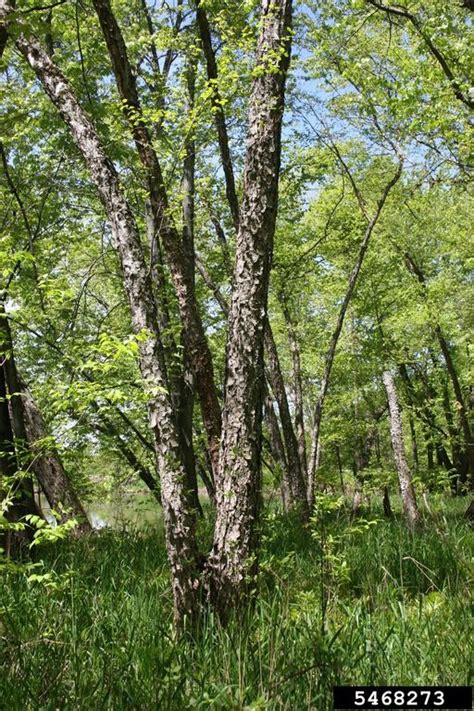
[366,0,474,110]
[195,0,240,232]
[22,0,66,13]
[307,158,403,508]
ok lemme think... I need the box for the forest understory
[1,0,473,706]
[1,496,472,710]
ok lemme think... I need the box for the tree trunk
[427,438,434,470]
[205,0,293,616]
[91,0,222,484]
[351,433,371,516]
[404,252,474,486]
[0,307,42,553]
[196,241,306,513]
[264,391,290,512]
[264,325,309,516]
[280,298,308,479]
[188,29,307,511]
[408,413,419,471]
[0,305,90,535]
[196,0,311,512]
[383,486,393,519]
[176,54,201,516]
[11,21,200,621]
[0,2,8,59]
[0,361,36,556]
[382,370,420,530]
[195,0,239,232]
[194,1,309,513]
[20,385,91,534]
[335,444,346,495]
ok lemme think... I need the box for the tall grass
[0,499,472,709]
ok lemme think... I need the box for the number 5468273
[353,689,445,706]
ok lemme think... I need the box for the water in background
[40,490,161,530]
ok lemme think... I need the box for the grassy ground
[0,496,472,709]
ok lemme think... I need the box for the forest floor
[0,496,472,710]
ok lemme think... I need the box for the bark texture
[188,22,307,513]
[20,385,91,533]
[2,301,89,535]
[206,0,293,615]
[11,21,199,619]
[195,261,301,512]
[175,54,201,515]
[190,16,307,512]
[91,0,222,483]
[383,370,420,529]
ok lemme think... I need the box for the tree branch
[366,0,474,110]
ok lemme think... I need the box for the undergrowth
[0,498,472,709]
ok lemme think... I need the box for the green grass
[0,498,472,709]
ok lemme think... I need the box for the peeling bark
[193,5,307,511]
[191,23,306,511]
[9,19,199,619]
[206,0,293,615]
[196,258,302,512]
[197,215,307,515]
[176,54,201,516]
[91,0,222,484]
